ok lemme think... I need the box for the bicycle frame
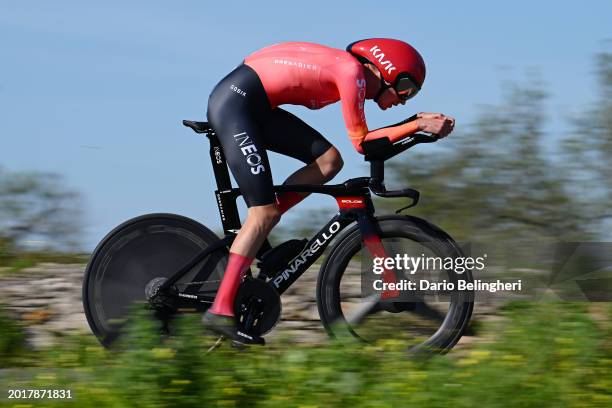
[158,131,408,303]
[84,120,473,351]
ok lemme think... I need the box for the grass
[0,302,611,407]
[0,251,87,275]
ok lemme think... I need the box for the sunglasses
[395,75,420,101]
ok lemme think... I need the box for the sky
[1,1,611,250]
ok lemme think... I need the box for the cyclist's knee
[317,147,344,181]
[247,204,281,228]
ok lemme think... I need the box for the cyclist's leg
[261,108,343,213]
[206,65,280,328]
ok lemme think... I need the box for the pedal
[230,340,245,349]
[257,238,307,277]
[230,332,266,348]
[230,340,248,350]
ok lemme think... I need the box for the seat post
[207,134,233,191]
[206,133,244,235]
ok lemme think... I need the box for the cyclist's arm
[362,116,421,146]
[341,111,421,154]
[343,113,421,154]
[335,66,420,153]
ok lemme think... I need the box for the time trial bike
[82,119,474,353]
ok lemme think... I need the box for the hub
[145,277,177,312]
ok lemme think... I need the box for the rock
[21,309,55,324]
[10,298,53,308]
[45,314,89,333]
[25,326,56,349]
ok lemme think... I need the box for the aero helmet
[346,38,426,101]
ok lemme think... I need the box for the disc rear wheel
[82,213,227,347]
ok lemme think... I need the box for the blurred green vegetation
[0,306,27,367]
[0,302,611,407]
[0,168,84,272]
[0,252,88,275]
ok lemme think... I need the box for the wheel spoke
[320,219,474,353]
[344,293,381,325]
[410,301,447,324]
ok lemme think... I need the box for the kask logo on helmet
[368,45,396,75]
[347,38,426,89]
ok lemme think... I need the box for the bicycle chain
[180,280,221,286]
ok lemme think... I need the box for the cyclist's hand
[416,112,455,138]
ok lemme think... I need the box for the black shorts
[207,64,333,207]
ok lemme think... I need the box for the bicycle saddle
[183,120,213,134]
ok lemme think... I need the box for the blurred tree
[0,167,83,253]
[563,46,612,237]
[377,77,587,243]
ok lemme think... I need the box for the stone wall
[0,263,486,349]
[0,263,328,347]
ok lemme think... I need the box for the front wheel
[82,213,228,347]
[316,215,474,354]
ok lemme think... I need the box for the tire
[82,213,228,347]
[316,215,474,354]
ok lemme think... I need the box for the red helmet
[346,38,426,100]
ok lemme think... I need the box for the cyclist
[203,38,455,344]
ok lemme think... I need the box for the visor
[395,76,420,101]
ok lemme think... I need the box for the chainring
[234,277,281,336]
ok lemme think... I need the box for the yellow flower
[456,358,478,367]
[170,379,192,385]
[469,350,491,360]
[408,371,428,381]
[501,354,524,362]
[35,373,57,381]
[151,347,176,359]
[222,387,242,396]
[557,348,577,357]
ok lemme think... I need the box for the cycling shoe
[202,311,265,346]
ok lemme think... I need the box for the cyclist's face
[363,63,407,110]
[376,86,406,110]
